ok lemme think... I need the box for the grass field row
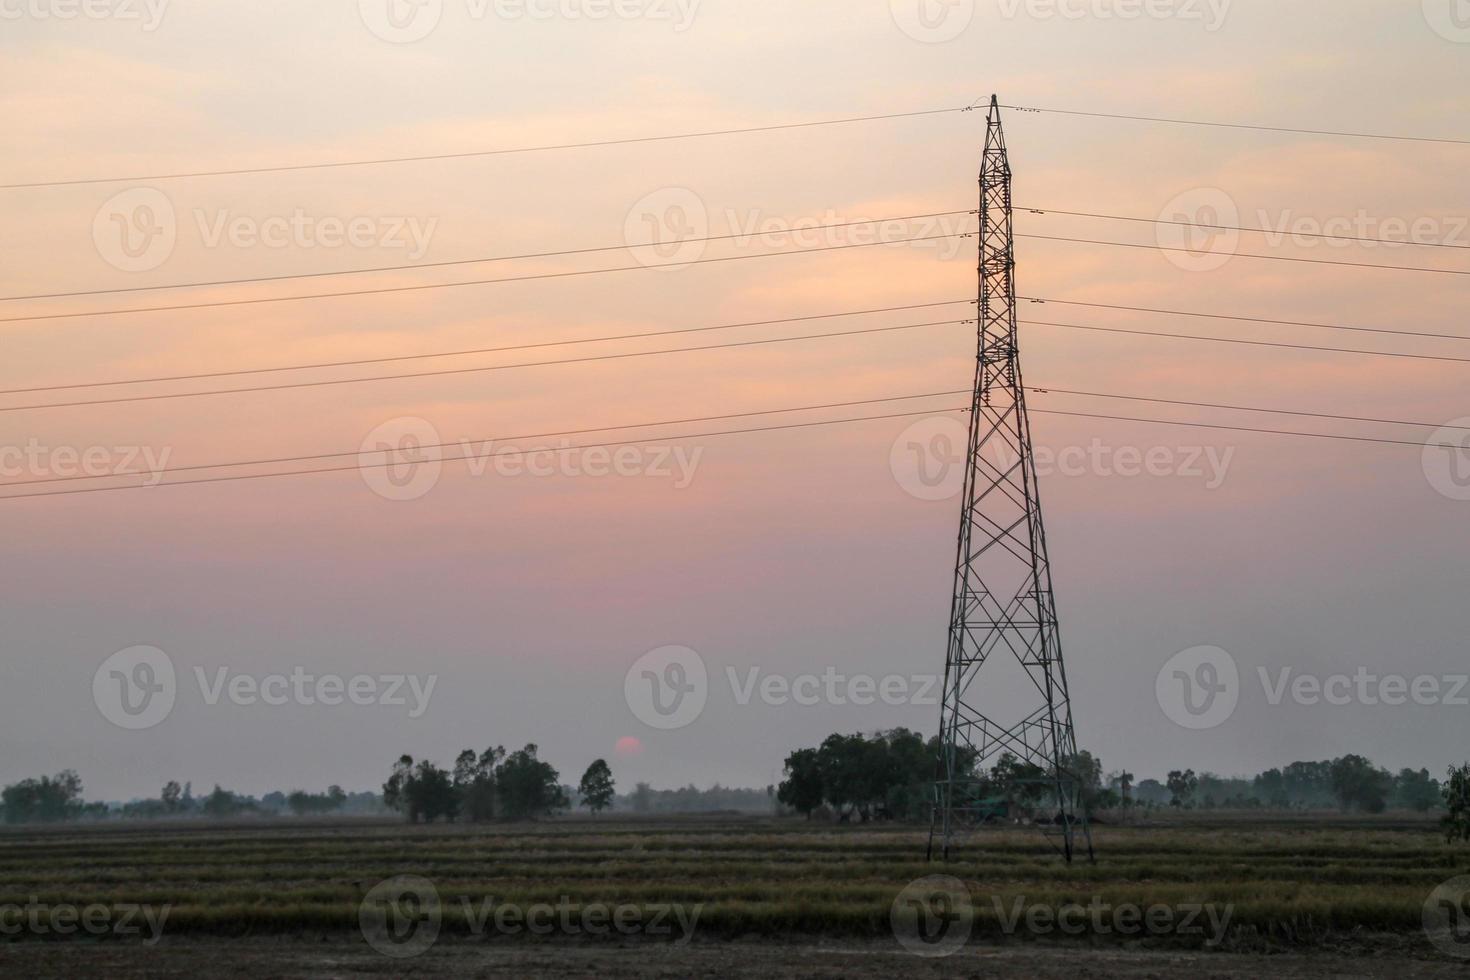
[0,817,1464,953]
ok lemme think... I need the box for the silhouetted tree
[287,786,347,815]
[0,771,84,824]
[202,785,256,818]
[1166,769,1198,808]
[454,747,503,822]
[495,745,568,821]
[577,759,616,816]
[383,755,413,815]
[1444,763,1470,843]
[1329,754,1391,813]
[777,748,824,818]
[408,761,458,823]
[1393,768,1441,813]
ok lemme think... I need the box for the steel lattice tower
[929,96,1092,864]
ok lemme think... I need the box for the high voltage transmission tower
[929,96,1093,864]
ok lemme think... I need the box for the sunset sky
[1,0,1467,801]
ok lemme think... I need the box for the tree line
[380,745,615,823]
[1145,757,1446,813]
[0,773,378,824]
[6,745,1467,841]
[774,731,1470,841]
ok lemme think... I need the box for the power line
[1019,296,1470,343]
[1020,232,1470,276]
[0,231,970,324]
[0,318,971,413]
[1033,408,1467,450]
[0,403,976,501]
[1,388,973,489]
[999,104,1470,147]
[0,107,971,190]
[6,393,1463,502]
[13,223,1462,328]
[5,309,1463,415]
[0,299,974,395]
[1019,205,1470,250]
[0,211,976,303]
[13,208,1459,310]
[10,99,1465,193]
[1028,386,1470,432]
[17,197,1460,309]
[1023,319,1470,365]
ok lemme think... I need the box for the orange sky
[1,0,1467,799]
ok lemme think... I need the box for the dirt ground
[3,938,1465,979]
